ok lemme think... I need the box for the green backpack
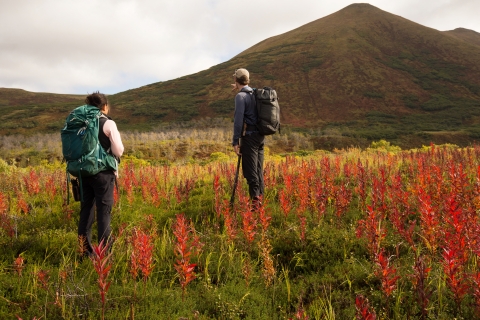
[61,104,117,178]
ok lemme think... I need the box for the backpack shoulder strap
[98,114,112,153]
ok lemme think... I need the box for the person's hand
[231,83,237,91]
[234,145,241,156]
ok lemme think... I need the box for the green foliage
[302,58,324,72]
[209,99,232,114]
[209,152,230,162]
[467,126,480,139]
[345,126,399,140]
[294,150,315,157]
[402,94,420,109]
[421,95,456,111]
[363,92,384,99]
[246,58,275,74]
[0,159,11,173]
[367,139,402,152]
[383,56,466,87]
[366,111,396,124]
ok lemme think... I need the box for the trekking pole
[230,154,242,208]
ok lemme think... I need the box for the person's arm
[103,120,124,158]
[232,93,246,146]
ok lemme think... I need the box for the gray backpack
[252,87,280,135]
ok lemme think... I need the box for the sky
[0,0,479,95]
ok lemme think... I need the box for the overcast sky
[0,0,478,95]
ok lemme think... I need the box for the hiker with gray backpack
[61,92,124,258]
[230,68,280,209]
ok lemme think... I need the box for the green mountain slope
[2,3,480,148]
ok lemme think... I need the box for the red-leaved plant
[279,189,292,219]
[0,192,14,238]
[91,240,112,320]
[35,269,50,291]
[129,226,155,320]
[471,271,480,317]
[441,197,469,312]
[237,191,257,245]
[24,169,40,196]
[411,255,432,320]
[355,295,376,320]
[221,200,237,242]
[130,227,155,284]
[13,255,25,277]
[173,213,202,300]
[356,206,386,258]
[375,249,400,300]
[442,247,469,311]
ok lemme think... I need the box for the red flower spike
[375,249,400,298]
[173,213,202,299]
[130,227,155,283]
[355,295,377,320]
[91,239,112,320]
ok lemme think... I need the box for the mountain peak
[343,3,379,10]
[444,27,480,47]
[336,3,385,15]
[450,27,480,34]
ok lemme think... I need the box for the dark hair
[85,91,108,108]
[235,75,249,85]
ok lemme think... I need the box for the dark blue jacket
[232,86,257,146]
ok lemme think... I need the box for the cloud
[0,0,478,94]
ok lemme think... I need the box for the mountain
[2,3,480,148]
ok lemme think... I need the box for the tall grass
[2,144,480,318]
[0,125,318,167]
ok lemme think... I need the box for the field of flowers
[1,144,480,319]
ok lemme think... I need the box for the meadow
[1,142,480,319]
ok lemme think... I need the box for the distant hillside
[2,3,480,149]
[0,88,83,135]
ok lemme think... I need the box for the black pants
[78,171,115,256]
[241,132,265,199]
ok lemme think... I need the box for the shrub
[363,92,384,99]
[209,152,229,162]
[367,139,401,153]
[421,95,455,111]
[0,159,11,174]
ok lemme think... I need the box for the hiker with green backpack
[61,92,124,258]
